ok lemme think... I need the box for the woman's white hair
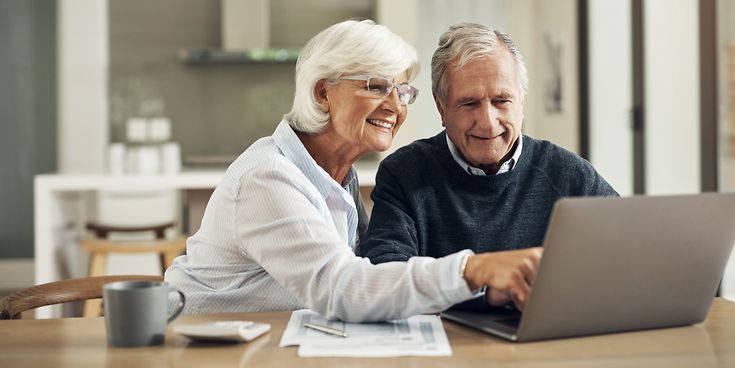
[284,19,419,133]
[431,23,528,110]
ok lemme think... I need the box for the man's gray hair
[431,23,528,109]
[285,19,419,133]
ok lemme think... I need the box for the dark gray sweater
[359,132,618,263]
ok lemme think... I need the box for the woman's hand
[463,247,543,311]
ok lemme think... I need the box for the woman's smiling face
[320,72,410,154]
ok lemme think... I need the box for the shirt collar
[445,133,523,176]
[273,119,356,197]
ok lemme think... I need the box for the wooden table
[2,299,735,367]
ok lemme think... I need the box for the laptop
[441,193,735,342]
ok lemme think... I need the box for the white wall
[58,0,108,173]
[588,0,701,197]
[507,0,536,138]
[644,0,700,195]
[525,0,579,153]
[718,0,735,191]
[587,0,701,197]
[717,0,735,301]
[588,0,634,196]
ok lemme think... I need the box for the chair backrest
[96,190,178,227]
[86,222,175,239]
[93,189,180,242]
[0,275,163,319]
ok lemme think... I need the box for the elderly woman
[165,19,539,322]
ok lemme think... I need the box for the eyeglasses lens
[367,78,392,95]
[367,78,416,105]
[396,84,417,105]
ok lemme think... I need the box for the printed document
[279,309,452,357]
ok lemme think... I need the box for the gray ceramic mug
[103,280,185,347]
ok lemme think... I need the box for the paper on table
[279,309,452,357]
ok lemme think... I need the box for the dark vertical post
[700,0,718,193]
[632,0,646,194]
[698,0,720,297]
[578,0,590,160]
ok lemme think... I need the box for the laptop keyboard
[494,317,521,329]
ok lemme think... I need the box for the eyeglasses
[339,75,419,105]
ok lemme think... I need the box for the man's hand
[463,247,543,311]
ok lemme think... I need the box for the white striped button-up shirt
[165,120,476,322]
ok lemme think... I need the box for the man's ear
[519,95,525,124]
[434,94,446,127]
[315,79,329,112]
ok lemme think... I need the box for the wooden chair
[0,275,163,320]
[79,222,186,317]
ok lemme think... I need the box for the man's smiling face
[437,48,525,174]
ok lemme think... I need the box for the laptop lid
[442,193,735,342]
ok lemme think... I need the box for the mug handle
[167,289,186,323]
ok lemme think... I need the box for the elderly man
[359,23,617,310]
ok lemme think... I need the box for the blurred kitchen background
[3,0,735,312]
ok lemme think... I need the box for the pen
[303,322,348,338]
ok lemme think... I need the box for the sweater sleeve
[588,166,619,197]
[572,155,619,197]
[359,161,420,263]
[537,141,620,198]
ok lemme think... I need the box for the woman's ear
[314,79,329,112]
